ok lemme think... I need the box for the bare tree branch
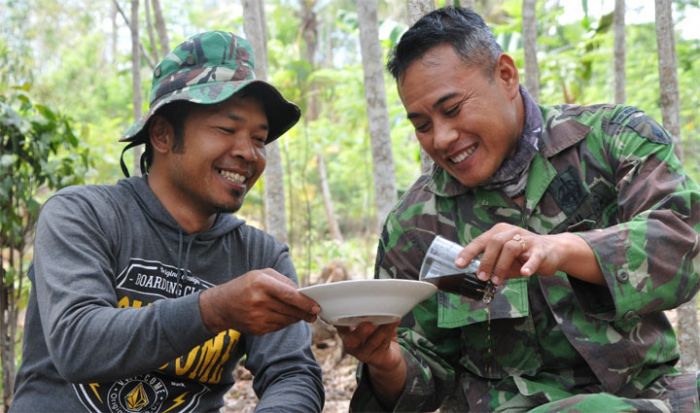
[111,0,155,69]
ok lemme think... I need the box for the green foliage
[0,85,91,401]
[0,87,91,251]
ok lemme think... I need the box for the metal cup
[419,235,495,303]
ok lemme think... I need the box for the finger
[364,323,400,360]
[337,323,378,356]
[492,236,527,282]
[265,295,319,324]
[476,232,510,282]
[260,272,321,315]
[455,237,485,268]
[521,250,546,277]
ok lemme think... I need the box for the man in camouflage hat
[11,31,324,413]
[338,7,700,412]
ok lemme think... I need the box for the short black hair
[387,6,502,80]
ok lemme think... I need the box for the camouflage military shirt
[350,104,700,412]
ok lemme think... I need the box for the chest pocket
[437,277,529,328]
[548,166,616,234]
[437,278,542,378]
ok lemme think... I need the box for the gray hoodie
[10,176,324,413]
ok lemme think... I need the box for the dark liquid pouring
[431,273,495,302]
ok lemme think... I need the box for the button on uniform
[616,270,629,282]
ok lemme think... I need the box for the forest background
[2,0,700,411]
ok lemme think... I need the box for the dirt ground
[222,327,357,413]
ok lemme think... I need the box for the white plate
[299,279,437,327]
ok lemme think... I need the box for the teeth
[450,145,476,164]
[219,170,246,184]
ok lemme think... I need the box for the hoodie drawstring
[175,229,198,293]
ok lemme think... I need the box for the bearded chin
[214,188,247,214]
[215,200,242,215]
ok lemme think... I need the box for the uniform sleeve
[350,213,460,412]
[32,193,214,383]
[245,248,325,413]
[574,110,700,320]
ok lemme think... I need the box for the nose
[230,134,259,162]
[432,120,459,152]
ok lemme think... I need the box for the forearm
[39,289,212,382]
[577,213,700,314]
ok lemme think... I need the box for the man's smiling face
[398,44,523,188]
[163,95,268,217]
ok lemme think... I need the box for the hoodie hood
[118,176,247,286]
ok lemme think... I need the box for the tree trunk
[112,0,154,69]
[130,0,143,176]
[654,0,681,146]
[111,1,118,64]
[655,0,700,372]
[522,0,540,100]
[358,0,398,230]
[143,0,159,62]
[318,153,343,242]
[242,0,289,244]
[299,0,344,242]
[151,0,169,55]
[1,263,16,412]
[406,0,435,176]
[614,0,626,104]
[460,0,476,9]
[407,0,434,23]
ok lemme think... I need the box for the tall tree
[299,0,344,242]
[654,0,700,372]
[130,0,143,176]
[151,0,169,55]
[406,0,435,176]
[654,0,681,146]
[522,0,540,100]
[357,0,398,230]
[111,1,118,64]
[242,0,290,244]
[112,0,155,69]
[143,0,159,62]
[613,0,626,104]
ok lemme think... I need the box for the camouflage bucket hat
[121,31,300,145]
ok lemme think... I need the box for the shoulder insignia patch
[604,106,672,144]
[624,112,673,144]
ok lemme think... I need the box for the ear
[148,115,173,154]
[494,53,520,99]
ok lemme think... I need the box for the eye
[414,123,431,133]
[444,104,460,117]
[252,135,267,146]
[410,118,431,133]
[217,127,235,134]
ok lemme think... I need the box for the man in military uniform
[339,6,700,412]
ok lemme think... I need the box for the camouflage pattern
[350,104,700,412]
[121,31,300,144]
